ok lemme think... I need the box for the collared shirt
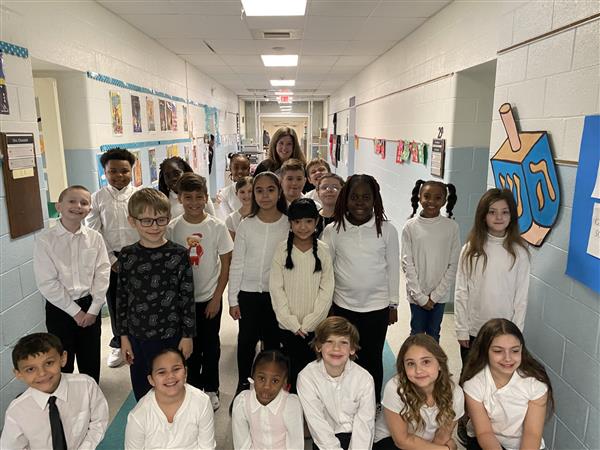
[322,217,400,312]
[232,388,304,450]
[401,214,461,306]
[269,240,334,333]
[463,365,547,450]
[167,214,234,302]
[125,384,215,450]
[217,183,242,220]
[0,373,109,450]
[228,214,289,307]
[86,184,139,264]
[34,221,110,316]
[225,210,244,233]
[297,359,375,450]
[454,234,530,340]
[374,376,464,443]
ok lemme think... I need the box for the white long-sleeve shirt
[322,218,400,312]
[86,184,139,264]
[228,214,289,307]
[297,359,375,450]
[454,234,530,340]
[232,388,304,450]
[217,183,242,220]
[33,221,111,316]
[269,240,334,333]
[401,214,460,306]
[0,373,109,450]
[125,384,215,450]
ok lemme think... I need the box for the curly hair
[158,156,193,196]
[409,179,457,219]
[395,334,457,432]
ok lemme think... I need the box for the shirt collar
[417,214,441,224]
[248,386,286,414]
[487,233,506,244]
[56,218,87,236]
[107,183,133,199]
[484,364,518,392]
[345,215,376,229]
[317,358,353,382]
[30,374,68,410]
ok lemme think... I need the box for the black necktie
[48,395,67,450]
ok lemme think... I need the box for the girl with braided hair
[401,179,460,342]
[322,174,400,404]
[269,198,334,392]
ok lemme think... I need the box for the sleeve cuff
[456,331,470,340]
[63,302,82,317]
[88,300,103,316]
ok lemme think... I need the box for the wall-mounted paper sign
[9,156,35,170]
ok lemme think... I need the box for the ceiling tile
[172,1,242,15]
[371,1,451,18]
[299,55,338,67]
[244,16,306,30]
[336,55,377,66]
[301,40,348,55]
[157,38,213,55]
[98,1,173,15]
[219,55,262,66]
[207,39,303,55]
[194,16,253,40]
[305,16,367,40]
[181,54,227,66]
[352,17,425,41]
[308,1,377,17]
[343,40,396,55]
[229,66,268,75]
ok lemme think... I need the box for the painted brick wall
[0,10,48,418]
[490,3,599,447]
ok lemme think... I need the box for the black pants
[460,335,477,368]
[236,291,280,389]
[280,329,315,393]
[106,263,120,348]
[187,300,222,392]
[332,304,389,403]
[313,432,351,450]
[45,296,101,383]
[128,334,181,400]
[373,437,402,449]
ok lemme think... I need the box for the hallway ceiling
[97,0,450,98]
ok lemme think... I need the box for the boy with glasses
[116,188,195,400]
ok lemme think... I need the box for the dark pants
[373,437,402,449]
[332,304,389,403]
[106,262,120,348]
[409,302,445,342]
[45,296,101,383]
[236,291,280,390]
[128,335,180,400]
[186,300,222,392]
[313,432,351,450]
[460,335,477,368]
[280,329,315,393]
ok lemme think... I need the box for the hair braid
[312,233,322,272]
[409,179,425,218]
[285,231,295,270]
[446,183,457,218]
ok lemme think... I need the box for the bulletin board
[0,132,44,238]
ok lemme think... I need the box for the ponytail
[446,183,457,218]
[409,180,425,218]
[312,234,322,272]
[285,231,295,270]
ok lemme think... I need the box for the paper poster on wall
[131,95,142,133]
[191,145,199,172]
[110,91,123,135]
[166,101,177,131]
[183,106,189,132]
[566,115,600,294]
[491,103,560,247]
[146,97,156,132]
[183,145,190,165]
[159,100,167,131]
[96,153,108,187]
[167,144,179,158]
[396,141,404,164]
[0,52,9,115]
[131,151,143,186]
[149,148,158,185]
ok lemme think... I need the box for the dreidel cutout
[491,103,560,246]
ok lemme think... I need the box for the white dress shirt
[322,218,400,312]
[169,190,216,219]
[217,183,242,220]
[269,240,334,333]
[401,214,461,306]
[374,376,464,442]
[297,359,375,450]
[0,373,109,450]
[225,210,244,233]
[454,234,530,340]
[228,214,289,307]
[86,184,139,264]
[167,214,234,302]
[232,388,304,450]
[34,221,111,316]
[463,365,547,450]
[125,384,216,450]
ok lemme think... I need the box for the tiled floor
[99,280,464,449]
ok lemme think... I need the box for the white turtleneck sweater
[454,234,530,340]
[401,214,460,306]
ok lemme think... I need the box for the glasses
[319,184,340,192]
[134,216,170,227]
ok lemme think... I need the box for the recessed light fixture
[242,0,306,16]
[270,79,295,87]
[261,55,298,67]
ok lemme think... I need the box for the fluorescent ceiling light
[242,0,306,16]
[270,79,295,87]
[261,55,298,67]
[275,91,294,96]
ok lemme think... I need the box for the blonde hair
[280,158,306,176]
[128,188,170,217]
